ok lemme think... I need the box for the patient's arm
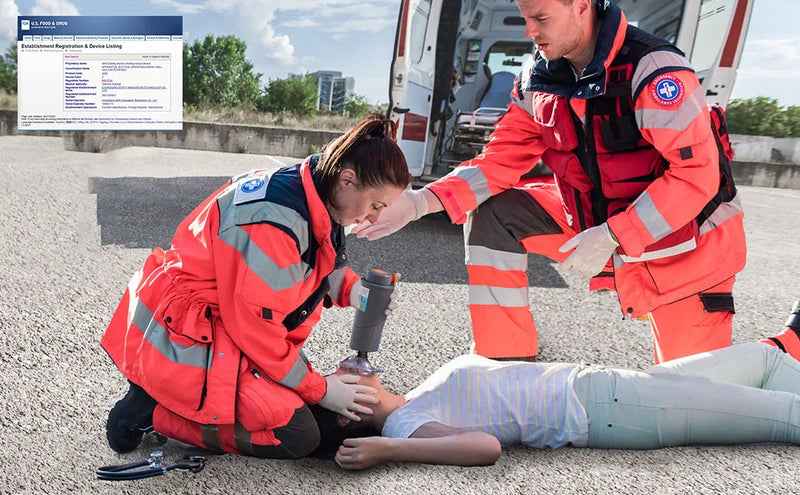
[334,421,502,470]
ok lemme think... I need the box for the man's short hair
[308,405,380,460]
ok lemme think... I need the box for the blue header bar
[17,16,182,41]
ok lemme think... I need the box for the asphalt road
[1,135,799,494]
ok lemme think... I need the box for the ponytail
[315,113,412,200]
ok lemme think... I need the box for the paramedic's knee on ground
[153,365,321,459]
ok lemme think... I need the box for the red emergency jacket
[427,3,746,317]
[101,155,358,424]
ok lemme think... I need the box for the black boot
[106,381,157,454]
[786,300,800,332]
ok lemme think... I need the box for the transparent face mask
[339,354,382,376]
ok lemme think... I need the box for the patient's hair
[309,404,380,460]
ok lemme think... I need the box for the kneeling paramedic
[100,114,412,458]
[353,0,747,363]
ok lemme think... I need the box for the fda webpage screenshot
[17,16,183,131]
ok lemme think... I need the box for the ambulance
[388,0,755,179]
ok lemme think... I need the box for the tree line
[1,35,799,134]
[182,35,372,117]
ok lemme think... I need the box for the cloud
[30,0,80,15]
[0,0,20,44]
[148,0,209,15]
[323,16,394,34]
[738,37,800,68]
[145,0,396,73]
[732,38,800,106]
[222,2,293,67]
[282,19,319,28]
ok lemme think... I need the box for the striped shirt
[382,355,589,448]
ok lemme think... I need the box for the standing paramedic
[354,0,747,363]
[100,114,412,458]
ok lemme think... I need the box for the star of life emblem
[651,74,684,106]
[233,171,270,204]
[241,178,264,193]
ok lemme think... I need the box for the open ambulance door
[618,0,754,108]
[687,0,754,107]
[389,0,442,177]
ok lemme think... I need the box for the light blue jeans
[571,342,800,449]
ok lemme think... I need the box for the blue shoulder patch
[233,170,270,204]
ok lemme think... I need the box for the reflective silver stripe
[612,252,624,269]
[454,166,492,207]
[278,354,310,389]
[469,285,529,307]
[327,267,348,305]
[218,225,310,291]
[635,86,705,132]
[131,299,211,370]
[466,245,527,271]
[233,422,255,455]
[632,51,692,95]
[618,237,696,263]
[699,194,743,235]
[201,424,224,452]
[513,92,535,117]
[632,191,672,241]
[512,57,535,116]
[217,188,310,254]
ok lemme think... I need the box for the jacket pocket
[543,149,594,229]
[595,113,643,153]
[596,149,665,200]
[139,297,213,411]
[532,93,579,151]
[637,222,700,294]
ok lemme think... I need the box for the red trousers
[153,356,320,459]
[465,183,734,362]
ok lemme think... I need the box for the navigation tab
[75,35,110,41]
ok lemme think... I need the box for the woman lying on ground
[311,301,800,469]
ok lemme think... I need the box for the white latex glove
[558,223,619,276]
[318,374,378,421]
[351,189,428,240]
[349,278,399,316]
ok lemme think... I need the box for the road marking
[266,156,288,167]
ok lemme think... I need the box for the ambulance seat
[445,71,516,165]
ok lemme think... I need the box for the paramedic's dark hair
[315,112,412,201]
[308,404,379,460]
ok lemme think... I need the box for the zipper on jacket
[196,306,213,411]
[569,104,591,231]
[583,105,610,225]
[574,189,587,231]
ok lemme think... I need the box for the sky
[1,0,797,106]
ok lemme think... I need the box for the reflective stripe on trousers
[465,184,573,358]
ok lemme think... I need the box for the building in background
[291,70,355,112]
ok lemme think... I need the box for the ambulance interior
[426,0,737,178]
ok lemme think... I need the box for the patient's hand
[334,436,389,470]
